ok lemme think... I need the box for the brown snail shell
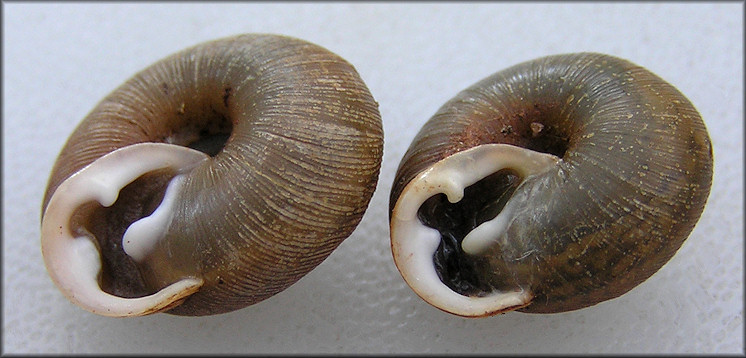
[40,34,383,317]
[389,53,713,317]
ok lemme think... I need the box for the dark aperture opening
[417,169,521,296]
[72,169,177,298]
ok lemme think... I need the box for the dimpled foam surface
[3,2,743,354]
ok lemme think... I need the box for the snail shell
[389,53,713,317]
[41,34,383,317]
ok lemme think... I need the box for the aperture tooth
[461,201,516,255]
[40,143,208,317]
[391,143,558,317]
[123,174,187,263]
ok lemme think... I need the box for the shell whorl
[390,53,712,315]
[42,34,383,316]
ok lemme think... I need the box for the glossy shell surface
[389,53,713,316]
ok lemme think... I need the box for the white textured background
[3,2,743,354]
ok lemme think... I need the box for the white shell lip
[390,144,559,317]
[41,142,209,317]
